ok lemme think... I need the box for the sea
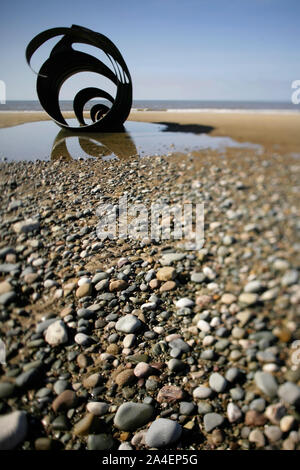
[1,100,299,113]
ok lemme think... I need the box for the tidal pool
[0,119,261,162]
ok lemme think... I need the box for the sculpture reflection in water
[50,127,138,161]
[26,25,132,132]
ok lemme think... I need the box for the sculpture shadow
[51,127,138,161]
[158,122,215,135]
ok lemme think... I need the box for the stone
[168,358,186,372]
[0,382,15,398]
[264,425,282,443]
[76,283,92,298]
[197,319,211,332]
[0,280,13,294]
[156,267,176,281]
[281,270,298,287]
[0,411,28,450]
[190,272,205,283]
[83,373,102,389]
[74,333,91,346]
[34,437,52,450]
[113,402,154,431]
[265,403,287,424]
[87,402,109,416]
[245,410,267,426]
[157,385,184,403]
[13,218,40,233]
[225,367,243,383]
[244,280,263,293]
[134,362,152,378]
[249,429,265,448]
[193,386,213,399]
[109,279,128,291]
[179,401,196,416]
[209,373,227,393]
[45,320,68,346]
[227,403,242,423]
[160,281,176,292]
[87,434,114,450]
[145,418,182,448]
[0,291,17,305]
[52,390,77,413]
[220,293,237,305]
[254,371,278,397]
[15,367,40,389]
[115,314,142,333]
[175,298,194,309]
[115,369,136,387]
[238,293,258,306]
[277,382,300,406]
[203,413,224,432]
[0,263,19,273]
[280,416,296,433]
[159,253,185,266]
[73,413,98,436]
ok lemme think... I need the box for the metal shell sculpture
[26,25,132,132]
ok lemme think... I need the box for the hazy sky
[0,0,299,101]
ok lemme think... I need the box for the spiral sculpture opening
[26,25,132,132]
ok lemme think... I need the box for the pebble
[248,429,265,448]
[76,283,92,298]
[209,372,227,393]
[281,270,298,286]
[203,413,224,432]
[45,320,68,346]
[0,411,28,450]
[134,362,152,378]
[190,272,205,283]
[175,298,194,309]
[238,293,258,306]
[264,425,282,443]
[87,434,114,450]
[193,386,213,399]
[109,279,128,291]
[115,314,142,333]
[113,402,154,431]
[145,418,182,448]
[280,416,296,433]
[227,403,242,423]
[52,390,77,413]
[74,333,91,346]
[13,218,40,233]
[156,266,176,281]
[254,371,278,397]
[277,382,300,406]
[244,280,263,293]
[0,291,17,305]
[159,253,185,266]
[87,402,109,416]
[220,293,237,305]
[0,382,15,398]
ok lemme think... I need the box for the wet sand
[1,110,300,153]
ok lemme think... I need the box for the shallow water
[0,120,261,162]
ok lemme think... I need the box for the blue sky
[0,0,299,101]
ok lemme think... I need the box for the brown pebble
[160,281,177,292]
[73,413,98,436]
[120,432,131,441]
[149,279,160,289]
[211,429,224,445]
[115,369,136,387]
[109,280,128,292]
[52,390,77,413]
[76,353,91,369]
[156,267,176,281]
[76,283,92,298]
[106,344,119,355]
[156,385,184,403]
[83,373,102,389]
[245,410,267,426]
[34,437,52,450]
